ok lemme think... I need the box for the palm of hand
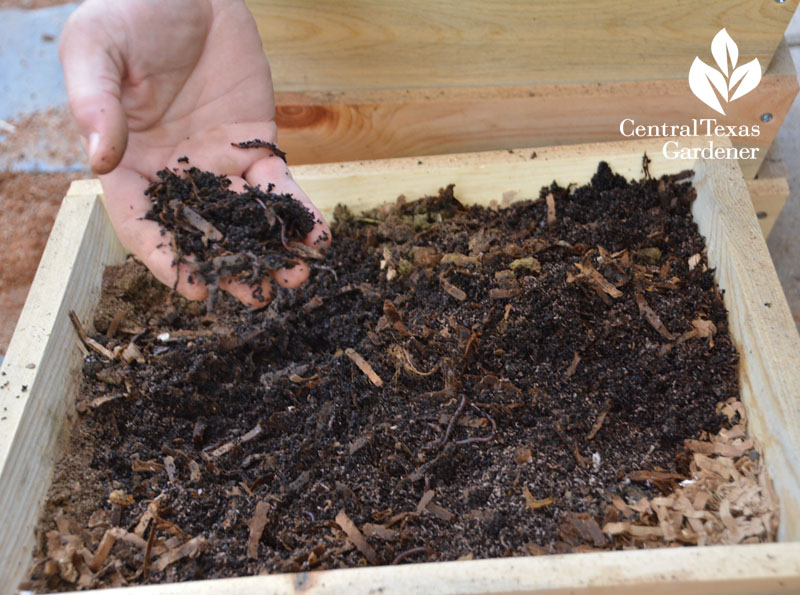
[61,0,328,305]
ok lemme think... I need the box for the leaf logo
[689,29,761,115]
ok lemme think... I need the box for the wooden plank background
[271,42,798,179]
[247,0,798,91]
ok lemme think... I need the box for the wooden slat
[291,139,697,221]
[81,542,800,595]
[691,156,800,543]
[273,41,798,179]
[247,0,798,90]
[0,180,125,595]
[746,177,791,238]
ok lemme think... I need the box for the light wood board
[0,180,126,595]
[2,138,799,594]
[247,0,798,90]
[272,41,799,179]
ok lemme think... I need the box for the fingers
[59,6,128,173]
[100,167,208,300]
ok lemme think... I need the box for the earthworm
[454,404,497,446]
[391,546,431,565]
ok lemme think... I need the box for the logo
[688,29,761,116]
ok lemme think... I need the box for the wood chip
[489,288,521,299]
[564,352,581,379]
[345,348,384,387]
[416,490,435,514]
[335,510,378,564]
[362,523,397,540]
[635,294,675,340]
[522,486,553,511]
[69,310,115,360]
[247,501,270,559]
[121,343,145,364]
[426,502,455,522]
[151,536,207,573]
[348,433,372,455]
[546,192,557,227]
[569,258,622,299]
[628,470,684,482]
[131,459,165,473]
[439,274,467,301]
[188,460,201,482]
[164,455,177,483]
[586,400,610,440]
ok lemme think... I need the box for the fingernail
[87,132,100,159]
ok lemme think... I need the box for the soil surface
[29,163,741,590]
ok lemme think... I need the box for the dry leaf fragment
[335,510,378,564]
[345,348,384,387]
[635,294,676,340]
[247,501,270,559]
[522,486,553,511]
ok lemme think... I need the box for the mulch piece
[25,162,777,592]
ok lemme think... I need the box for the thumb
[59,12,128,174]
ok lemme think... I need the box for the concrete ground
[0,2,799,356]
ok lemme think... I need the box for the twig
[391,546,431,565]
[69,310,115,360]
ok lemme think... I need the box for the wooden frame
[1,138,799,594]
[248,1,797,90]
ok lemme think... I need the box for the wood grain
[691,156,800,543]
[247,0,798,90]
[0,180,125,595]
[746,177,791,238]
[273,42,798,179]
[76,543,800,594]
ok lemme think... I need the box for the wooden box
[247,1,800,182]
[1,138,799,594]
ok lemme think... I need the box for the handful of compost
[144,165,322,309]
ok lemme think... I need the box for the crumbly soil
[28,163,744,590]
[144,164,319,307]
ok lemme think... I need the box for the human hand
[59,0,330,306]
